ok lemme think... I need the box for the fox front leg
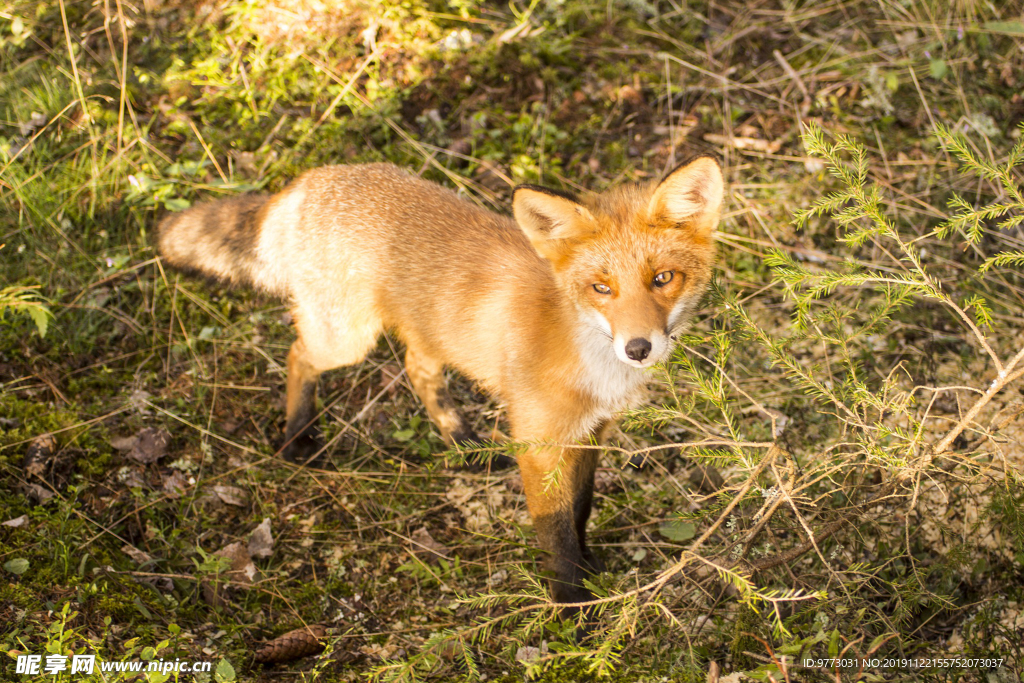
[404,343,481,446]
[405,343,515,470]
[572,447,604,575]
[519,444,598,622]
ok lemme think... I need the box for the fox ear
[512,186,594,260]
[648,156,724,236]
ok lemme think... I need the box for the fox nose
[624,337,652,361]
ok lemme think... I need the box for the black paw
[486,452,517,470]
[581,548,606,574]
[554,586,597,641]
[280,429,323,464]
[461,449,516,472]
[627,452,648,470]
[572,622,596,644]
[449,426,482,449]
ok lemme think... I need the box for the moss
[0,398,82,450]
[729,604,764,672]
[92,594,149,621]
[0,583,45,609]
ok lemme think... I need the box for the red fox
[157,157,723,619]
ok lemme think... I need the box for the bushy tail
[157,194,283,294]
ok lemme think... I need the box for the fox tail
[157,194,285,295]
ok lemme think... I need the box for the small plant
[0,283,51,337]
[4,602,198,682]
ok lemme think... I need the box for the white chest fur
[573,324,649,432]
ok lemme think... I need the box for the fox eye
[593,283,612,294]
[653,271,674,287]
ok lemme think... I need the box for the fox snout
[612,329,670,368]
[625,337,651,361]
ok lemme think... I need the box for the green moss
[0,582,45,609]
[729,604,764,672]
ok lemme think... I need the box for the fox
[157,156,723,620]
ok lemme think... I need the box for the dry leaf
[127,428,171,464]
[118,468,147,490]
[215,542,256,585]
[122,544,154,565]
[202,540,257,606]
[163,470,189,497]
[248,518,274,559]
[127,389,153,414]
[515,643,547,665]
[213,485,248,506]
[718,673,748,683]
[25,483,54,504]
[2,515,28,528]
[109,435,138,451]
[409,527,449,563]
[23,435,56,477]
[688,464,725,493]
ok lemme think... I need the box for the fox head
[512,156,723,369]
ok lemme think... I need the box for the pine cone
[254,624,327,664]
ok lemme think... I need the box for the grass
[1,0,1024,681]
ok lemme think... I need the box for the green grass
[2,0,1024,681]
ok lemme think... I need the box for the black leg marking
[282,379,322,463]
[534,509,596,626]
[573,451,603,573]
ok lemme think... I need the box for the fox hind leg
[282,306,383,464]
[404,345,514,470]
[282,338,322,463]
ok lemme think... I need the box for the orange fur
[157,156,724,617]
